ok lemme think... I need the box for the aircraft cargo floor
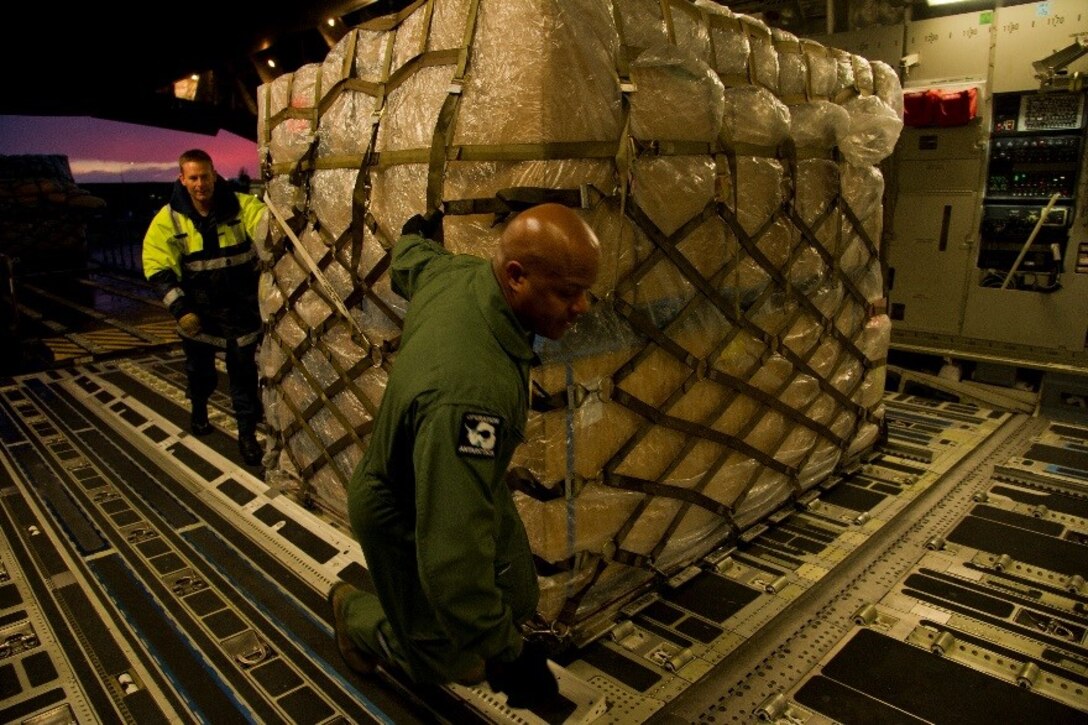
[1,350,1086,724]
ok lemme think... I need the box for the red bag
[935,87,978,126]
[904,88,978,127]
[903,90,935,127]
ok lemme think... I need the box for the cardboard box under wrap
[255,0,902,638]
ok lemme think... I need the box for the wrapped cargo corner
[0,154,105,274]
[255,0,903,641]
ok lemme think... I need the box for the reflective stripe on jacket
[142,184,265,344]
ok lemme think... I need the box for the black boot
[190,404,211,436]
[239,431,263,467]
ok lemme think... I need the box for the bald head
[492,204,601,340]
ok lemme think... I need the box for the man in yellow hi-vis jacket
[142,149,266,466]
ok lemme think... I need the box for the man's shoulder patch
[457,412,502,458]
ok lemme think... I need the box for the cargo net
[255,0,904,638]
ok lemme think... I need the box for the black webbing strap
[608,386,796,478]
[530,379,569,413]
[632,139,716,157]
[729,207,870,369]
[715,201,869,420]
[290,137,321,190]
[443,186,584,219]
[838,195,881,263]
[557,556,612,624]
[504,466,561,500]
[264,330,353,491]
[350,23,396,273]
[608,239,842,452]
[628,202,777,352]
[607,199,750,391]
[826,292,885,428]
[605,472,734,519]
[702,366,844,446]
[343,280,404,340]
[779,340,866,421]
[424,0,481,212]
[611,548,656,570]
[784,201,871,311]
[358,0,428,31]
[611,297,699,369]
[359,246,394,294]
[496,186,583,211]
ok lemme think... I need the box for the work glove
[485,639,559,710]
[401,207,445,244]
[178,312,202,337]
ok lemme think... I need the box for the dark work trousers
[181,337,262,435]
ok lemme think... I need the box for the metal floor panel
[0,360,428,724]
[1,353,1086,724]
[7,270,178,372]
[661,413,1088,724]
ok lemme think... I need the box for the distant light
[267,59,277,69]
[327,17,336,27]
[173,76,199,101]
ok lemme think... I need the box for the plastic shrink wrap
[255,0,900,637]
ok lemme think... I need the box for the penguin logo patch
[458,412,501,458]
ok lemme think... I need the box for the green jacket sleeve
[413,403,525,663]
[390,233,450,301]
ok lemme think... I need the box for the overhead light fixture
[926,0,967,5]
[267,58,277,69]
[319,15,347,47]
[173,75,199,101]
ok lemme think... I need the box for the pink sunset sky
[0,115,259,184]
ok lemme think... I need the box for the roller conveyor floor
[5,269,179,372]
[0,351,1086,724]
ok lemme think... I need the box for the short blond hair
[178,149,212,171]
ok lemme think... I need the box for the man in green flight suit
[330,203,601,709]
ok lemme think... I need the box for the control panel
[986,136,1080,198]
[1016,92,1085,132]
[979,91,1086,290]
[978,204,1071,288]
